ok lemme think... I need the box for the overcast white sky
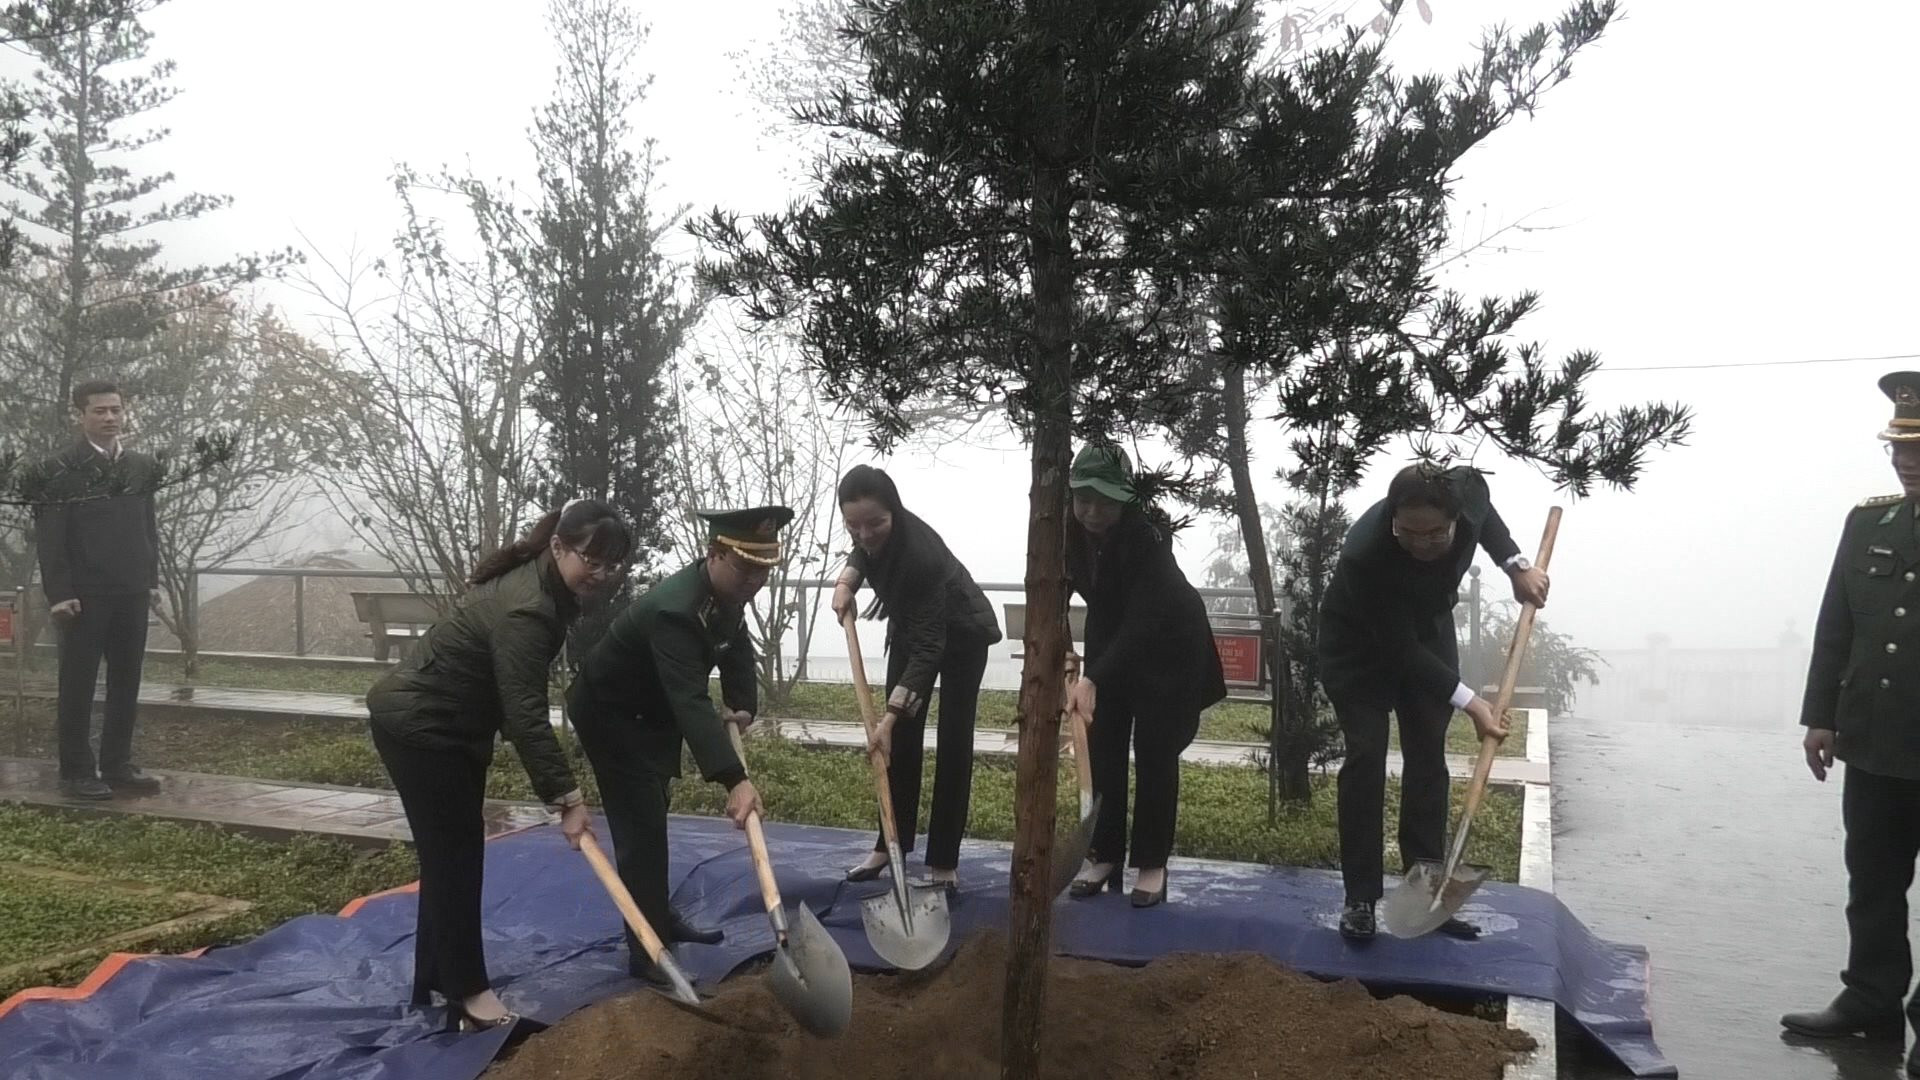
[10,0,1917,652]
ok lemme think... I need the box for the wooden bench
[1001,603,1087,656]
[349,591,444,662]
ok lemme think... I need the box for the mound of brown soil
[488,933,1534,1080]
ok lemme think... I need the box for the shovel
[1383,506,1561,939]
[577,832,702,1008]
[841,614,951,970]
[726,723,854,1037]
[1048,655,1101,899]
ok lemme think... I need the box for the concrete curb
[1503,706,1556,1080]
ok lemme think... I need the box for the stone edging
[1503,707,1556,1080]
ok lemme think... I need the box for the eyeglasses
[1390,520,1457,545]
[570,548,622,577]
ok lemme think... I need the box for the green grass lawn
[0,871,207,968]
[0,699,1521,886]
[0,804,417,1001]
[122,652,1527,756]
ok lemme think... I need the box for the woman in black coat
[1063,445,1226,907]
[831,465,1002,887]
[366,499,630,1033]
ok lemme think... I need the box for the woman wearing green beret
[367,499,630,1034]
[1063,445,1226,907]
[832,464,1002,887]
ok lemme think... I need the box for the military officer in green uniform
[567,506,790,981]
[1783,373,1920,1077]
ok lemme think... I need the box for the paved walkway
[0,756,548,846]
[28,680,1548,785]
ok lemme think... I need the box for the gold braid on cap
[715,533,782,566]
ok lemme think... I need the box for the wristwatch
[1504,555,1533,573]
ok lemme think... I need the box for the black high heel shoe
[1130,871,1168,908]
[446,1005,548,1039]
[1068,865,1123,898]
[846,855,890,882]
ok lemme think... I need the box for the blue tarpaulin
[0,814,1671,1078]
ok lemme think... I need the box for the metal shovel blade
[861,882,950,970]
[653,952,703,1008]
[1380,858,1492,939]
[765,902,853,1037]
[1049,793,1102,899]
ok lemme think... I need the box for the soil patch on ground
[488,933,1533,1080]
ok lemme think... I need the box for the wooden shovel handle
[1065,657,1093,810]
[1460,506,1562,821]
[580,832,672,964]
[841,613,905,851]
[726,722,784,918]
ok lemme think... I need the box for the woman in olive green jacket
[367,500,629,1034]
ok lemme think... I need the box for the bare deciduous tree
[664,311,856,709]
[132,290,342,673]
[300,173,545,595]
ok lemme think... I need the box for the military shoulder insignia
[1857,494,1904,509]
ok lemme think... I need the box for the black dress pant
[567,694,677,966]
[1333,612,1457,904]
[372,724,493,1004]
[1838,763,1920,1025]
[1087,693,1194,871]
[56,592,149,781]
[874,635,990,870]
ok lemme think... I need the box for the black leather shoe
[1437,916,1481,940]
[447,1005,547,1040]
[59,777,113,800]
[1130,879,1168,909]
[1780,1001,1904,1040]
[1339,900,1376,942]
[103,767,161,795]
[845,855,889,883]
[1068,865,1122,899]
[664,912,723,946]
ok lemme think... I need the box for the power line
[1597,352,1920,374]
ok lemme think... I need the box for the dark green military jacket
[570,560,757,787]
[1802,494,1920,780]
[366,552,581,804]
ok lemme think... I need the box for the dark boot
[1780,998,1904,1040]
[60,777,114,800]
[664,911,723,946]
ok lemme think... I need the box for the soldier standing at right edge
[1783,372,1920,1079]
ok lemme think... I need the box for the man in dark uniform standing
[567,506,788,981]
[25,380,167,800]
[1783,373,1920,1078]
[1318,463,1550,942]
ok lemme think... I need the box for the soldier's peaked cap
[698,506,795,566]
[1880,371,1920,442]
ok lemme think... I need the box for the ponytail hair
[469,498,632,586]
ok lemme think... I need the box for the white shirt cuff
[1449,682,1475,710]
[1501,553,1525,570]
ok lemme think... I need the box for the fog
[13,0,1915,675]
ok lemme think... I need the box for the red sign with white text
[1212,632,1264,689]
